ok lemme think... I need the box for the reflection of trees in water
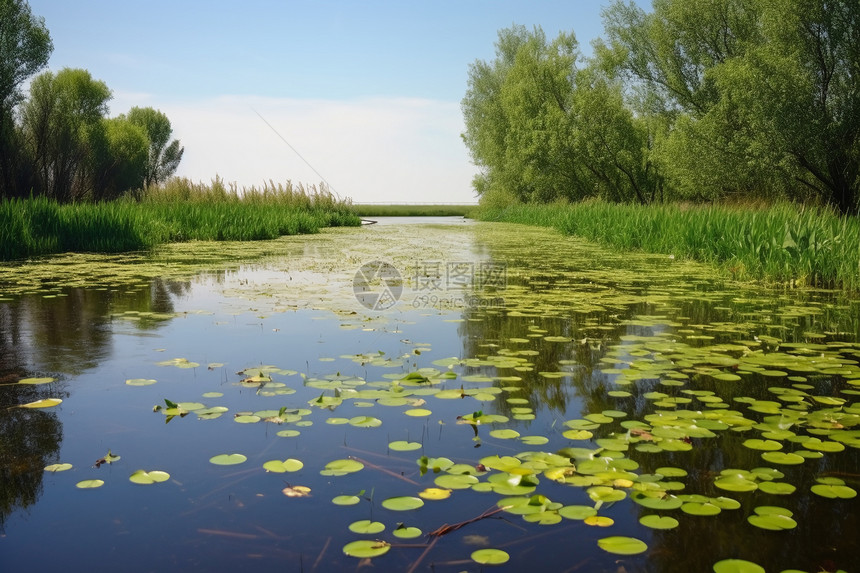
[0,306,64,531]
[456,278,859,573]
[0,276,191,530]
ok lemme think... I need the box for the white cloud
[117,95,479,204]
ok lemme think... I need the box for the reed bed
[0,178,360,261]
[477,201,860,290]
[351,204,477,217]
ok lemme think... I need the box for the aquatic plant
[476,201,860,290]
[0,178,360,260]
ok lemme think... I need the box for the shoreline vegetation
[475,201,860,291]
[0,178,360,261]
[351,204,476,217]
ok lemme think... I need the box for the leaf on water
[342,540,390,558]
[209,453,247,466]
[639,514,679,529]
[125,378,157,386]
[389,440,422,451]
[75,479,104,489]
[348,519,385,534]
[381,496,424,511]
[712,559,766,573]
[19,398,62,409]
[597,536,648,555]
[418,487,451,500]
[332,495,361,506]
[44,463,72,472]
[19,377,56,385]
[392,525,422,539]
[263,459,304,473]
[471,549,510,565]
[129,469,170,484]
[810,484,857,499]
[584,515,614,527]
[320,459,364,476]
[282,485,311,497]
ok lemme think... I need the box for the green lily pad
[389,440,422,451]
[75,479,104,489]
[712,559,765,573]
[348,519,385,534]
[332,494,362,506]
[381,496,424,511]
[761,452,805,465]
[742,439,782,451]
[44,463,73,472]
[489,429,521,440]
[342,540,390,558]
[597,536,648,555]
[263,459,303,473]
[129,470,170,484]
[810,484,857,499]
[639,514,679,529]
[349,415,382,427]
[321,459,364,476]
[558,505,598,520]
[471,548,510,565]
[757,481,796,495]
[209,453,247,466]
[392,525,422,539]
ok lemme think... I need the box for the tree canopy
[0,1,183,201]
[463,0,860,214]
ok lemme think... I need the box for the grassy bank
[351,204,477,217]
[0,179,360,261]
[476,201,860,290]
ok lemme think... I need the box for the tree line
[461,0,859,215]
[1,0,183,202]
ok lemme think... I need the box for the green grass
[0,178,360,261]
[351,204,477,217]
[476,201,860,290]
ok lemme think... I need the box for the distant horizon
[28,0,646,204]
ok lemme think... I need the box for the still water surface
[0,218,857,572]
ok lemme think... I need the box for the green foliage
[0,0,53,197]
[350,204,476,217]
[19,68,112,201]
[125,106,184,186]
[0,179,359,260]
[0,0,52,109]
[599,0,860,213]
[462,25,660,204]
[476,201,860,290]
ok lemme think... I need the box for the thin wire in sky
[250,107,341,199]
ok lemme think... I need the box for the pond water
[0,218,858,573]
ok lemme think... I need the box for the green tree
[91,116,148,200]
[462,25,660,204]
[20,68,111,201]
[125,106,183,187]
[0,0,52,198]
[600,0,860,212]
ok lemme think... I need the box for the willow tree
[125,106,183,187]
[0,0,52,197]
[20,68,111,201]
[600,0,860,212]
[462,25,659,204]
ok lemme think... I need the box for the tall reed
[476,201,860,290]
[0,178,360,261]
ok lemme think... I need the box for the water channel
[1,218,857,572]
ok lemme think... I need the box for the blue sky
[29,1,640,203]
